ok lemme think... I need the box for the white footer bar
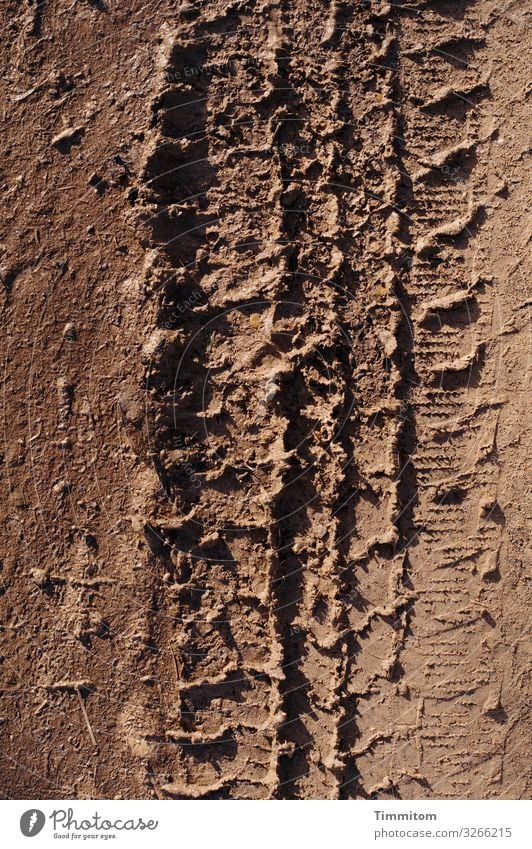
[3,799,529,849]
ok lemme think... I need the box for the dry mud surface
[0,0,530,800]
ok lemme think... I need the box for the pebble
[51,125,85,149]
[63,322,76,341]
[264,382,280,402]
[315,524,327,539]
[32,568,50,588]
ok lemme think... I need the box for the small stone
[482,691,501,714]
[32,568,50,588]
[179,2,199,19]
[51,125,85,153]
[480,549,500,581]
[264,382,280,402]
[63,322,76,341]
[375,327,397,357]
[52,480,70,495]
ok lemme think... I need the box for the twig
[77,687,97,747]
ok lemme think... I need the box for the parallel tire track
[131,0,517,799]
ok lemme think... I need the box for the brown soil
[0,0,530,800]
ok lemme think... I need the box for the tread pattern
[132,0,513,799]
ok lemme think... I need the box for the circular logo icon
[20,810,46,837]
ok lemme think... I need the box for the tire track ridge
[267,0,358,798]
[335,3,421,798]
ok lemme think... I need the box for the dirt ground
[0,0,530,800]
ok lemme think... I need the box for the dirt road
[0,0,530,799]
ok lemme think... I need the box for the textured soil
[0,0,530,800]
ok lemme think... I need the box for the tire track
[267,0,414,799]
[132,0,516,799]
[373,0,510,798]
[135,1,414,799]
[266,0,352,800]
[329,4,420,800]
[135,6,290,800]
